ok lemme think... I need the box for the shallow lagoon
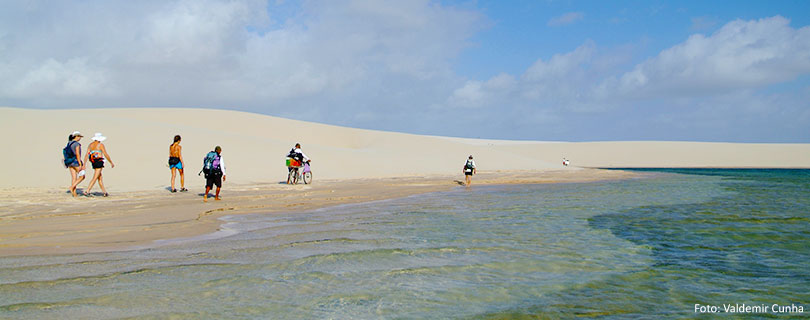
[1,169,808,319]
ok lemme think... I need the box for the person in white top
[463,155,476,187]
[290,143,310,162]
[286,143,312,184]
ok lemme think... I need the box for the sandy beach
[1,107,809,257]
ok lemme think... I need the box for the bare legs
[465,174,472,187]
[84,168,108,196]
[69,167,85,197]
[171,168,177,191]
[203,186,221,202]
[170,168,185,192]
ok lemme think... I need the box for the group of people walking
[64,131,478,200]
[63,131,115,197]
[62,132,275,202]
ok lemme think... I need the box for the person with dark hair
[202,146,226,202]
[463,155,476,187]
[169,135,187,192]
[64,131,85,197]
[286,143,311,184]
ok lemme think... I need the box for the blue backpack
[202,151,220,174]
[62,141,78,166]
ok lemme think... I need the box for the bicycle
[286,159,312,185]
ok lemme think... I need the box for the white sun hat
[71,131,83,137]
[92,133,107,142]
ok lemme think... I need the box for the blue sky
[448,0,810,78]
[1,0,809,142]
[455,0,810,79]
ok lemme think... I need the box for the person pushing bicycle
[287,143,311,184]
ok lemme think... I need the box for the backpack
[465,160,474,170]
[202,151,220,174]
[62,141,78,166]
[288,148,303,161]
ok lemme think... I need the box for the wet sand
[0,168,636,257]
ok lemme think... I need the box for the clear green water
[1,169,808,319]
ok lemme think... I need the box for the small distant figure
[201,146,226,202]
[83,133,115,197]
[463,155,476,187]
[63,131,85,197]
[169,135,187,193]
[562,158,570,166]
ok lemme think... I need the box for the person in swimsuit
[65,131,85,197]
[169,135,187,192]
[83,133,115,197]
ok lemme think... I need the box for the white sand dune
[2,106,809,191]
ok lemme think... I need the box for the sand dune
[2,107,808,192]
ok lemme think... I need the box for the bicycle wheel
[303,171,312,184]
[288,169,297,185]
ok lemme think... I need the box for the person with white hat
[64,131,85,197]
[83,133,115,197]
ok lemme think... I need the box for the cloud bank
[0,1,480,114]
[447,16,810,141]
[0,1,808,142]
[610,16,810,97]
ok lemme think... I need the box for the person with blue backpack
[200,146,226,202]
[63,131,86,197]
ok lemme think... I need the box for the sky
[1,0,809,142]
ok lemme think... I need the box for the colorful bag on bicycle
[286,157,300,167]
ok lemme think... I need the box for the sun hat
[71,131,83,137]
[92,133,107,142]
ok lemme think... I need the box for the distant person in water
[463,155,476,187]
[63,131,85,197]
[169,135,187,193]
[201,146,226,202]
[83,133,115,197]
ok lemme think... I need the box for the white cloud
[441,16,810,140]
[6,58,116,98]
[0,0,482,112]
[610,16,810,97]
[547,12,584,27]
[447,73,516,108]
[139,0,261,65]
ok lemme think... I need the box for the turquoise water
[1,169,808,319]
